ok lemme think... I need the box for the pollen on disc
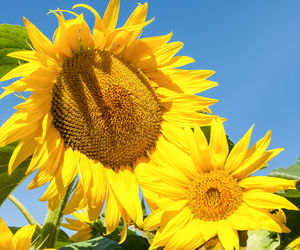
[51,50,162,169]
[187,170,243,221]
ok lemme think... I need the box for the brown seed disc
[51,50,162,169]
[187,170,243,221]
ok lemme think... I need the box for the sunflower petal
[12,225,36,250]
[165,220,205,250]
[23,17,57,58]
[1,63,39,82]
[104,185,121,235]
[209,119,228,169]
[243,189,299,210]
[0,218,13,249]
[224,125,254,173]
[103,0,120,32]
[239,176,296,192]
[232,148,284,179]
[217,221,239,250]
[106,166,143,226]
[142,209,164,231]
[87,162,106,220]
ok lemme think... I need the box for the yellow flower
[0,217,36,250]
[61,210,94,242]
[0,0,218,242]
[136,119,298,250]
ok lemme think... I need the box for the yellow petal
[80,21,94,51]
[26,125,63,177]
[217,221,239,250]
[151,68,217,95]
[63,181,87,214]
[1,62,39,82]
[73,4,105,32]
[0,112,40,148]
[6,51,37,62]
[145,158,190,189]
[78,154,92,195]
[185,126,213,173]
[288,237,300,248]
[209,119,229,169]
[243,189,299,210]
[23,17,57,58]
[239,176,296,192]
[51,11,83,57]
[8,133,38,175]
[12,225,36,250]
[227,203,262,230]
[124,3,148,26]
[161,94,217,112]
[87,162,106,220]
[0,218,13,250]
[103,0,120,32]
[232,148,283,179]
[142,209,164,231]
[236,204,283,232]
[106,166,143,226]
[123,33,172,62]
[104,185,121,235]
[70,228,93,242]
[165,219,205,250]
[152,135,197,181]
[245,130,272,159]
[160,123,189,154]
[224,125,254,173]
[39,148,79,201]
[151,208,192,248]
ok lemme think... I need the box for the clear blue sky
[0,0,300,233]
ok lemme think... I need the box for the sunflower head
[137,119,298,249]
[0,0,220,243]
[61,210,95,242]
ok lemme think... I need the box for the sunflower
[0,0,218,242]
[136,119,298,250]
[61,210,94,242]
[0,217,36,250]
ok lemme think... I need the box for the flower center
[51,50,162,169]
[187,170,243,221]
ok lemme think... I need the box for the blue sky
[0,0,300,234]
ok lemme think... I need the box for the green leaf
[55,229,73,249]
[93,220,150,250]
[275,182,300,198]
[269,158,300,181]
[246,230,280,250]
[0,24,32,78]
[277,198,300,249]
[0,141,31,206]
[268,158,300,249]
[269,158,300,198]
[59,235,121,250]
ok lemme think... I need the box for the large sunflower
[0,0,218,241]
[136,119,298,249]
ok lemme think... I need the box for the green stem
[36,181,74,249]
[8,194,42,231]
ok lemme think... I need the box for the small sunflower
[61,210,94,242]
[0,217,36,250]
[0,0,218,241]
[136,119,298,250]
